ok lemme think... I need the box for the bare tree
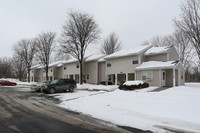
[174,0,200,62]
[60,10,101,84]
[35,32,56,81]
[14,39,36,82]
[150,35,173,47]
[141,40,150,46]
[171,30,195,68]
[0,57,13,78]
[12,54,26,81]
[101,32,122,55]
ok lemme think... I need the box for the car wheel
[49,88,55,94]
[11,83,15,86]
[69,86,74,92]
[0,84,3,86]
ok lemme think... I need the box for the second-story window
[64,66,66,70]
[107,61,112,67]
[76,63,79,68]
[132,56,138,64]
[51,69,53,72]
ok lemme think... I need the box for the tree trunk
[46,66,48,81]
[27,68,30,83]
[80,60,83,84]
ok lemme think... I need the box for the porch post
[105,75,108,85]
[173,68,176,87]
[126,73,128,81]
[115,74,117,85]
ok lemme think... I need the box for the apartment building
[30,45,185,87]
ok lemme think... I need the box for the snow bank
[123,80,144,86]
[58,83,200,132]
[77,83,118,91]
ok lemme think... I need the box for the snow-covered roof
[85,54,106,62]
[31,64,41,69]
[98,57,106,62]
[49,60,65,67]
[105,45,151,59]
[136,61,179,70]
[145,46,171,56]
[61,58,78,64]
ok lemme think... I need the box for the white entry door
[161,70,166,86]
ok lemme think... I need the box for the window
[87,74,89,80]
[107,61,112,67]
[108,75,111,81]
[142,71,153,80]
[43,69,45,73]
[181,71,184,80]
[32,70,34,73]
[51,69,53,72]
[76,63,79,68]
[64,66,66,70]
[132,56,138,64]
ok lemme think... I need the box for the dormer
[144,46,179,62]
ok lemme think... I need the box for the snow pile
[123,80,144,86]
[77,83,118,91]
[59,83,200,133]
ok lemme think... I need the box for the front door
[161,70,166,86]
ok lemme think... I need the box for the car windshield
[51,80,58,84]
[36,81,43,84]
[42,81,51,84]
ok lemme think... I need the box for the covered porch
[107,73,135,85]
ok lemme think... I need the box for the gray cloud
[0,0,184,57]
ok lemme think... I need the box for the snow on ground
[77,83,118,91]
[57,83,200,133]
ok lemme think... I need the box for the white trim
[115,74,117,85]
[135,72,137,80]
[126,73,128,81]
[167,53,169,61]
[159,69,161,87]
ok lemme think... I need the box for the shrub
[100,81,113,85]
[118,82,149,91]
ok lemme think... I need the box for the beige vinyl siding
[136,70,160,86]
[63,62,80,77]
[85,61,97,84]
[98,62,106,83]
[57,67,63,79]
[168,47,179,61]
[166,69,173,86]
[37,69,43,82]
[145,53,167,61]
[106,56,139,74]
[30,69,34,82]
[48,67,54,80]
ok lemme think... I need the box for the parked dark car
[0,80,17,86]
[30,81,51,92]
[43,79,77,94]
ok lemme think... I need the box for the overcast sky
[0,0,185,57]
